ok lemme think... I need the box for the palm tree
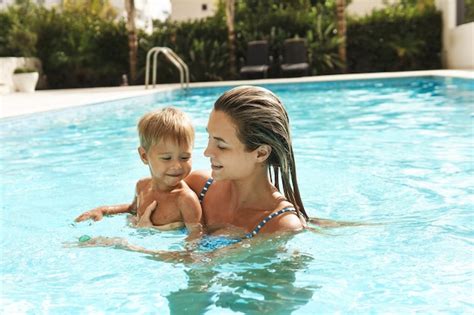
[225,0,236,78]
[125,0,138,83]
[335,0,347,73]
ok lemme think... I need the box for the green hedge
[347,6,442,72]
[0,4,128,89]
[0,1,443,88]
[35,9,129,88]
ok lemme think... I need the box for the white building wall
[436,0,473,69]
[0,0,60,10]
[0,0,168,30]
[0,0,15,10]
[110,0,170,31]
[41,0,61,9]
[347,0,397,17]
[169,0,216,22]
[447,23,474,69]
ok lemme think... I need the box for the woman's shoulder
[258,202,306,234]
[184,170,212,193]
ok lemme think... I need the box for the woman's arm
[72,233,294,264]
[73,235,201,263]
[74,235,251,264]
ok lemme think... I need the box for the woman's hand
[72,236,175,259]
[75,208,104,222]
[136,200,157,227]
[75,236,127,248]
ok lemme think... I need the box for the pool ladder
[145,47,189,90]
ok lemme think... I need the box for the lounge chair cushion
[281,63,309,72]
[240,65,269,74]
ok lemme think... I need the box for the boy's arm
[178,189,203,240]
[74,204,134,222]
[74,184,139,222]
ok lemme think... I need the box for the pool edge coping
[1,69,473,119]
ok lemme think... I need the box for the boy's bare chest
[136,188,182,224]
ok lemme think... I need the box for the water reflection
[166,239,317,314]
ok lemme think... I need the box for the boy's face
[139,139,193,189]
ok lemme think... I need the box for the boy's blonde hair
[138,107,194,151]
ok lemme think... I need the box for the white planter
[12,72,39,92]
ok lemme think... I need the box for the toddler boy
[75,107,202,238]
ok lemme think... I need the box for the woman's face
[204,110,258,181]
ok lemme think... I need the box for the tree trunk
[336,0,347,73]
[125,0,138,83]
[225,0,237,79]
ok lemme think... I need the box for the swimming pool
[1,76,473,313]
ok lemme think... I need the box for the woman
[185,85,308,239]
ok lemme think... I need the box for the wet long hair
[214,86,309,220]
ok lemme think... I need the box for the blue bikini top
[197,178,296,251]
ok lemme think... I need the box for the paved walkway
[0,84,170,119]
[1,70,472,119]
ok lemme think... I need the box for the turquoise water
[1,76,473,313]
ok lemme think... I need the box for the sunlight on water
[1,77,473,313]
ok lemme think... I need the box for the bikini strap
[198,178,214,203]
[244,207,297,239]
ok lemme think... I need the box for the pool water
[1,77,473,313]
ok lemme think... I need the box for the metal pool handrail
[145,47,189,90]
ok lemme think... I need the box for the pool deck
[1,70,472,119]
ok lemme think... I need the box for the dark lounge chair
[240,40,272,79]
[280,38,310,77]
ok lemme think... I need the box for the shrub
[347,4,442,72]
[464,0,474,23]
[0,0,38,57]
[0,1,128,88]
[34,7,128,88]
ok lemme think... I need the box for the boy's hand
[136,200,157,227]
[75,209,104,222]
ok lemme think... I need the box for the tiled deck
[1,70,472,119]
